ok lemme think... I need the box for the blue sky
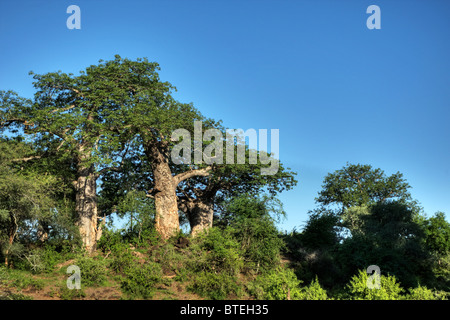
[1,0,449,231]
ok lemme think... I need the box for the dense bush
[299,277,328,300]
[108,247,137,274]
[218,195,286,273]
[188,271,241,300]
[120,261,165,299]
[406,285,440,300]
[74,255,108,287]
[346,269,404,300]
[248,266,303,300]
[188,227,244,276]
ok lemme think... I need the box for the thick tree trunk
[179,196,214,237]
[146,142,180,240]
[154,190,179,240]
[37,221,49,243]
[189,200,214,237]
[145,136,213,240]
[75,164,101,254]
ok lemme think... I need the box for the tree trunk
[146,141,180,240]
[188,199,214,237]
[75,164,101,254]
[4,212,17,267]
[145,136,213,240]
[37,221,49,243]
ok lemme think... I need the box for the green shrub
[406,285,441,300]
[1,268,45,291]
[20,250,46,274]
[151,243,185,277]
[233,217,285,273]
[74,255,108,287]
[219,194,286,274]
[248,266,303,300]
[0,292,33,300]
[189,227,243,276]
[108,247,137,274]
[188,271,241,300]
[0,266,7,283]
[120,261,164,299]
[35,245,70,273]
[299,277,328,300]
[17,244,78,274]
[97,227,126,253]
[13,275,45,291]
[59,286,86,300]
[347,269,404,300]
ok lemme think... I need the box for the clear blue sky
[1,0,449,231]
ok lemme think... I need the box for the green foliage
[97,227,126,253]
[316,162,411,210]
[219,195,286,273]
[58,286,87,300]
[335,201,430,288]
[406,285,440,300]
[188,271,241,300]
[0,140,61,264]
[120,261,165,299]
[189,227,244,276]
[74,255,108,287]
[299,277,328,300]
[248,266,303,300]
[422,211,450,255]
[108,247,137,274]
[17,244,76,274]
[0,292,33,300]
[346,269,403,300]
[109,190,158,248]
[0,268,45,292]
[299,208,340,250]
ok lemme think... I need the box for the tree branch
[10,155,42,162]
[173,166,212,185]
[51,104,76,114]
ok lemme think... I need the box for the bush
[299,277,328,300]
[35,244,76,273]
[108,245,137,274]
[97,227,127,253]
[406,285,443,300]
[248,266,303,300]
[346,269,404,300]
[0,268,45,291]
[189,227,243,276]
[20,249,46,274]
[58,285,86,300]
[120,261,165,299]
[219,194,286,274]
[12,274,45,291]
[188,271,241,300]
[74,255,108,287]
[233,217,285,273]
